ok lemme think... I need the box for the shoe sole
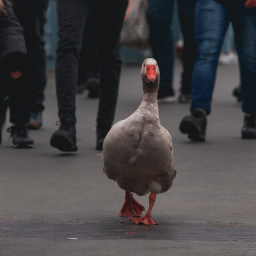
[180,120,205,142]
[50,134,77,152]
[12,143,34,148]
[241,131,256,139]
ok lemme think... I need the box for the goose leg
[129,192,157,225]
[119,191,145,217]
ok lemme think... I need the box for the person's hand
[245,0,256,7]
[10,71,22,79]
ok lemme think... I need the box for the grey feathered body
[103,97,177,196]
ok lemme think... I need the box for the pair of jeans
[12,0,49,113]
[221,24,234,54]
[147,0,174,89]
[177,0,197,95]
[191,0,256,114]
[55,0,128,129]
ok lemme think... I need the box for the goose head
[140,58,160,93]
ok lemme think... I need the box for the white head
[140,58,160,91]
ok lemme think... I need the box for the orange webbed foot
[119,192,145,217]
[129,192,158,225]
[129,215,158,225]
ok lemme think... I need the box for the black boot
[241,114,256,139]
[179,109,207,142]
[232,86,241,102]
[7,124,34,148]
[157,86,175,103]
[50,122,77,152]
[96,126,111,151]
[86,77,99,99]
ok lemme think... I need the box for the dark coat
[0,4,27,73]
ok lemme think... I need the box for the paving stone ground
[1,60,256,256]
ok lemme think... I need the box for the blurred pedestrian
[218,24,241,102]
[12,0,49,130]
[179,0,256,141]
[0,0,33,147]
[77,6,100,99]
[147,0,175,103]
[219,24,238,65]
[177,0,197,103]
[50,0,128,152]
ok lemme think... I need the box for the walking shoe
[219,52,238,66]
[7,125,34,148]
[157,86,175,103]
[178,93,191,103]
[86,77,99,99]
[50,122,77,152]
[77,82,86,94]
[232,86,241,102]
[179,109,207,142]
[241,114,256,139]
[27,111,42,130]
[96,126,111,151]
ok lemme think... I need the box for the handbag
[120,0,150,50]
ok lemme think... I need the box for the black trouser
[178,0,197,95]
[78,7,100,86]
[56,0,128,130]
[12,0,49,112]
[0,69,30,125]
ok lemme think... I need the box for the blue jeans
[147,0,174,88]
[221,24,234,54]
[191,0,256,114]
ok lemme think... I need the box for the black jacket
[0,3,27,72]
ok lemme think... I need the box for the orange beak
[146,65,157,82]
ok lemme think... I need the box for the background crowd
[0,0,256,151]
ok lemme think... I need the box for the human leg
[93,0,128,150]
[147,0,175,102]
[12,0,49,129]
[190,0,230,114]
[177,0,197,102]
[0,71,9,145]
[6,70,34,148]
[77,7,100,98]
[231,3,256,138]
[180,0,230,141]
[50,0,89,152]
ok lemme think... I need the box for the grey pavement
[1,60,256,256]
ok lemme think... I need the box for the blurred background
[44,1,182,70]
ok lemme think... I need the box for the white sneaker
[219,52,238,65]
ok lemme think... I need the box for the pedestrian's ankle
[192,108,207,117]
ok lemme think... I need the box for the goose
[103,58,177,225]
